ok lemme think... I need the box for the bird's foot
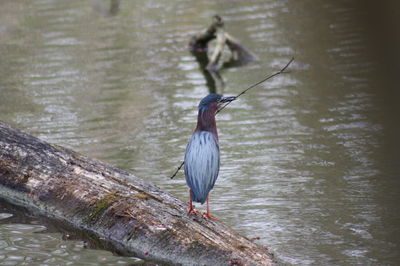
[188,207,199,215]
[202,212,220,222]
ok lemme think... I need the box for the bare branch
[170,161,185,179]
[217,57,294,114]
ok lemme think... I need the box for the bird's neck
[195,104,218,139]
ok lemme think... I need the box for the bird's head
[195,94,236,134]
[198,94,236,115]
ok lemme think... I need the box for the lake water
[0,0,399,265]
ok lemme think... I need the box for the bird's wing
[184,131,220,203]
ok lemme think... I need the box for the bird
[184,94,236,220]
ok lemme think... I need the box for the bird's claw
[188,207,199,215]
[202,212,220,222]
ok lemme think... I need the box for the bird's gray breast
[184,131,220,203]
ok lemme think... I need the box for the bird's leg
[203,194,219,221]
[188,189,197,215]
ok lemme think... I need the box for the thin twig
[170,161,185,179]
[216,57,294,114]
[170,57,294,179]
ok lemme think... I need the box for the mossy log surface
[0,121,274,265]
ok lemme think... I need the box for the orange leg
[188,189,197,215]
[203,194,219,221]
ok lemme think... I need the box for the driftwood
[0,121,274,265]
[189,15,257,71]
[189,15,224,52]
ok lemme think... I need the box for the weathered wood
[223,33,258,68]
[207,28,227,71]
[189,15,224,52]
[189,15,257,71]
[0,121,274,265]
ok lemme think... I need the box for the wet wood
[189,15,224,52]
[207,28,227,70]
[223,33,258,68]
[190,15,257,70]
[0,121,274,265]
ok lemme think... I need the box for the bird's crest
[198,94,222,110]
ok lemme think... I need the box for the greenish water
[1,0,399,265]
[0,201,142,265]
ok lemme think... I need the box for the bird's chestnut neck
[195,102,218,139]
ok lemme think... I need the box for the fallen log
[0,121,274,265]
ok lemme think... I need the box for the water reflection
[189,50,223,94]
[0,0,399,265]
[91,0,120,16]
[0,202,141,265]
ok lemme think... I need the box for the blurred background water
[0,0,399,265]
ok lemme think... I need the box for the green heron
[184,94,236,220]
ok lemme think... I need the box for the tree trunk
[0,121,274,265]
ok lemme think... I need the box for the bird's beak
[219,96,237,103]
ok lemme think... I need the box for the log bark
[0,121,274,265]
